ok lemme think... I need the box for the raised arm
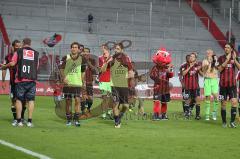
[149,66,159,81]
[182,62,194,76]
[232,51,240,70]
[217,54,231,72]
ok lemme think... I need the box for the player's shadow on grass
[200,117,235,127]
[95,118,114,126]
[52,118,66,124]
[1,118,13,124]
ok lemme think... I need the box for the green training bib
[64,54,82,87]
[111,60,128,87]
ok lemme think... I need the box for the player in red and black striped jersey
[236,71,240,122]
[1,40,26,126]
[181,52,201,120]
[80,48,97,118]
[217,43,240,128]
[179,54,191,113]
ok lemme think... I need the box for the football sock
[66,113,72,122]
[74,113,80,121]
[11,106,16,120]
[87,99,93,111]
[230,107,237,123]
[196,104,200,117]
[21,106,26,120]
[17,118,21,123]
[205,100,210,118]
[28,118,32,123]
[221,108,226,123]
[182,101,186,113]
[161,103,167,113]
[213,99,218,114]
[189,102,195,111]
[114,115,120,125]
[184,103,189,115]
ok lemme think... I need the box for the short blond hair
[206,49,213,53]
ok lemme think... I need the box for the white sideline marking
[0,139,51,159]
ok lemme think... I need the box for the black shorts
[15,81,36,101]
[63,86,81,99]
[238,91,240,103]
[153,93,170,103]
[219,86,237,101]
[86,85,93,96]
[129,88,136,96]
[112,87,129,104]
[183,89,200,100]
[182,88,184,93]
[181,88,185,99]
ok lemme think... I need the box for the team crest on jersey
[190,70,196,75]
[23,49,34,60]
[117,64,125,69]
[159,72,166,76]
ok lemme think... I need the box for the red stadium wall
[186,0,226,49]
[0,15,10,46]
[0,15,10,61]
[0,81,204,100]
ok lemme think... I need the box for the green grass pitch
[0,95,240,159]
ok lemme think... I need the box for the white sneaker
[229,122,237,128]
[17,122,23,127]
[107,110,112,115]
[74,121,80,127]
[222,122,227,128]
[66,121,72,126]
[11,120,18,126]
[114,124,121,128]
[205,115,210,121]
[26,122,33,127]
[102,113,107,119]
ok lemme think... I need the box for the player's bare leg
[15,99,23,126]
[27,101,34,127]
